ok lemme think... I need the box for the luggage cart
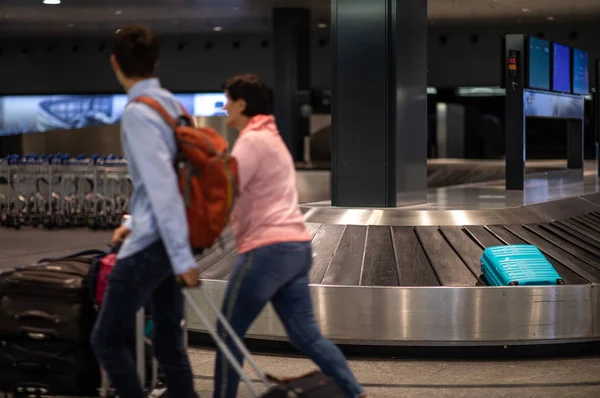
[0,154,132,231]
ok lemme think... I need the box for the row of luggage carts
[0,153,132,230]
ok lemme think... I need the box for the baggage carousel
[2,161,600,348]
[185,167,600,347]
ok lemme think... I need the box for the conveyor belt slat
[360,226,398,286]
[464,226,505,248]
[439,226,486,284]
[415,227,477,287]
[485,225,527,245]
[572,217,600,234]
[195,234,237,275]
[391,227,440,286]
[306,222,323,239]
[580,215,600,230]
[553,221,600,247]
[588,212,600,223]
[309,225,346,284]
[542,224,600,257]
[560,219,600,244]
[201,250,238,281]
[501,225,590,284]
[525,224,600,274]
[321,225,366,286]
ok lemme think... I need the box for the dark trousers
[91,240,197,398]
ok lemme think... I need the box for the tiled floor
[188,347,600,397]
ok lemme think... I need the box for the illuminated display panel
[572,48,589,95]
[528,36,551,91]
[552,42,571,93]
[0,92,227,136]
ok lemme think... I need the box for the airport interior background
[3,0,600,397]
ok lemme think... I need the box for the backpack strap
[132,96,196,128]
[131,96,178,129]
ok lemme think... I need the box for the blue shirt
[117,78,196,275]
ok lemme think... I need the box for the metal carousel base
[185,281,598,346]
[186,168,600,347]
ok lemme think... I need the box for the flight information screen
[528,36,551,90]
[552,42,571,93]
[572,48,589,95]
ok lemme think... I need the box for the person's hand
[111,225,131,246]
[177,267,201,288]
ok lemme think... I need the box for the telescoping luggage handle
[38,249,107,264]
[182,288,273,397]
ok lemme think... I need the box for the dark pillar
[504,34,526,190]
[331,0,428,207]
[272,8,311,163]
[567,119,584,169]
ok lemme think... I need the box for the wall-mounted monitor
[527,36,551,91]
[572,48,589,95]
[0,92,228,136]
[551,42,571,93]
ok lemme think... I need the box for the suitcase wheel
[508,281,519,286]
[557,279,565,285]
[15,384,50,396]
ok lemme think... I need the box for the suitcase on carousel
[481,244,564,286]
[182,289,346,398]
[0,250,105,343]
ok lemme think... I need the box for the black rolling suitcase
[0,339,100,396]
[183,289,345,398]
[0,250,105,396]
[0,250,104,342]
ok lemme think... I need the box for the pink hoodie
[229,115,311,254]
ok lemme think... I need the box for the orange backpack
[132,96,238,252]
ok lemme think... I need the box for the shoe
[148,387,168,398]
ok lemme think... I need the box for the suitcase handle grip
[18,327,57,340]
[38,249,107,263]
[16,310,60,324]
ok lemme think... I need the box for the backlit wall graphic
[0,93,227,136]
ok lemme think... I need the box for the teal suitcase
[481,244,564,286]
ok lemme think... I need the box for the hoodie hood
[239,114,279,138]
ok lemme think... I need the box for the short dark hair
[113,25,160,78]
[224,74,272,117]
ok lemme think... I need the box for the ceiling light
[522,8,530,12]
[317,23,327,29]
[547,16,555,20]
[115,10,122,16]
[43,0,61,4]
[213,26,223,32]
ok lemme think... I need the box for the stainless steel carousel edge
[185,280,597,346]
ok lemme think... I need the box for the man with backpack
[90,25,199,398]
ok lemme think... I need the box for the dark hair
[224,74,272,117]
[113,25,160,78]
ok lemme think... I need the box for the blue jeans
[213,241,365,398]
[91,240,197,398]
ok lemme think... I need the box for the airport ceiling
[1,0,600,36]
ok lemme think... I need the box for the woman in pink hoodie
[213,74,366,398]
